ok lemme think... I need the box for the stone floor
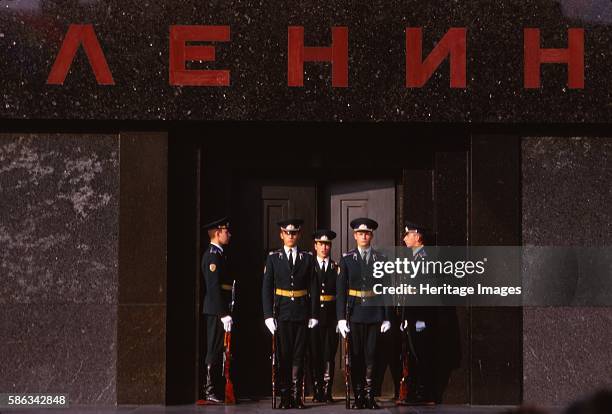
[1,399,562,414]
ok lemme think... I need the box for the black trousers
[277,320,307,392]
[205,314,224,366]
[349,321,378,389]
[374,323,402,396]
[309,323,339,381]
[407,326,435,400]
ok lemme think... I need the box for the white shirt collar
[284,246,297,255]
[358,246,371,256]
[211,242,224,253]
[317,256,328,266]
[412,246,424,255]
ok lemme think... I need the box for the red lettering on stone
[46,24,114,85]
[524,28,584,89]
[406,28,466,88]
[287,26,348,87]
[169,25,230,86]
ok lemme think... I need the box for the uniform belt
[348,289,375,298]
[221,284,233,291]
[320,294,336,302]
[275,288,308,298]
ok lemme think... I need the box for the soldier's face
[218,228,231,245]
[280,230,300,247]
[403,231,421,248]
[353,230,373,248]
[314,241,331,258]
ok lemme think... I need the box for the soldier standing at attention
[398,222,461,405]
[309,229,340,403]
[199,217,234,405]
[262,219,320,409]
[337,218,392,410]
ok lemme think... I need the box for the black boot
[312,380,324,402]
[323,362,335,403]
[292,366,306,408]
[402,371,435,405]
[203,364,223,404]
[351,386,365,409]
[364,367,379,409]
[279,388,292,410]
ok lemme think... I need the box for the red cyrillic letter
[406,28,466,88]
[47,24,114,85]
[524,28,584,89]
[169,25,230,86]
[287,26,348,87]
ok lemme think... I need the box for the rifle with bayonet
[344,281,351,409]
[398,323,409,402]
[223,280,236,404]
[271,276,278,409]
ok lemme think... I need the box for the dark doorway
[166,124,521,405]
[226,177,399,398]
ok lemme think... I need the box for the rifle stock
[223,280,236,404]
[271,273,278,410]
[398,331,409,401]
[345,294,351,409]
[272,330,277,408]
[344,333,350,409]
[224,332,236,404]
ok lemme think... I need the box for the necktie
[288,249,293,269]
[321,260,326,272]
[362,250,368,264]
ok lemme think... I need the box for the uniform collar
[357,246,371,256]
[211,242,224,253]
[284,246,297,255]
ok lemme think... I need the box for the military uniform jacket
[315,258,339,327]
[202,244,233,317]
[336,248,392,324]
[401,247,432,323]
[262,248,320,322]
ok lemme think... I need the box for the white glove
[265,317,277,334]
[380,320,391,333]
[337,319,350,338]
[399,320,408,332]
[416,320,426,332]
[308,318,319,328]
[220,315,233,332]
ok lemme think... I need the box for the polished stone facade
[0,132,168,405]
[0,133,119,404]
[1,1,612,122]
[522,136,612,405]
[1,1,612,407]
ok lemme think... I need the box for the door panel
[262,185,316,252]
[328,181,396,261]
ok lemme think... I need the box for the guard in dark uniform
[199,217,234,404]
[309,229,339,403]
[398,222,461,405]
[262,219,320,409]
[337,218,392,410]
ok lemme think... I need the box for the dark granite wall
[522,136,612,405]
[117,132,167,404]
[471,136,522,404]
[2,0,612,122]
[0,133,119,404]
